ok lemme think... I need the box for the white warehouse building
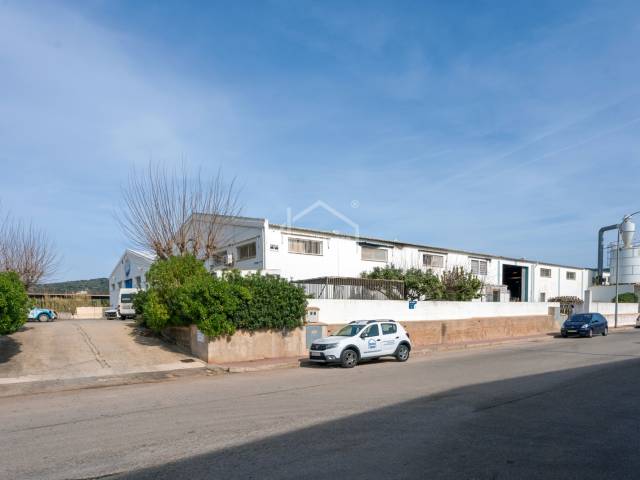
[108,249,155,308]
[188,214,593,303]
[109,214,594,304]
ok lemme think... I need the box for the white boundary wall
[307,299,556,325]
[587,302,639,326]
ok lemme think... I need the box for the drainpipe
[597,224,618,283]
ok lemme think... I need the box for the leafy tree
[0,271,29,335]
[363,265,405,281]
[360,265,409,300]
[362,265,445,300]
[612,292,639,303]
[404,268,443,300]
[440,267,484,301]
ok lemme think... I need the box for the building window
[288,238,323,255]
[470,259,488,275]
[213,250,228,266]
[539,292,546,302]
[566,271,576,280]
[135,276,142,288]
[117,281,122,289]
[237,242,257,261]
[361,246,388,262]
[111,283,115,291]
[540,268,552,278]
[423,253,444,268]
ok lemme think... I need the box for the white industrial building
[109,214,596,304]
[108,249,155,308]
[191,214,594,303]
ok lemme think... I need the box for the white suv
[309,320,412,368]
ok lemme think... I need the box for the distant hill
[31,278,109,295]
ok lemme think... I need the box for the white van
[117,288,139,320]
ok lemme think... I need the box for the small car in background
[28,308,57,322]
[104,308,119,320]
[561,313,608,338]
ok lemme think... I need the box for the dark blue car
[561,313,608,338]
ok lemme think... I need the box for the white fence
[307,299,557,325]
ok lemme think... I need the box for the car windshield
[569,314,593,322]
[333,324,366,336]
[120,293,135,303]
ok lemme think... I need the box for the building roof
[109,249,157,278]
[269,223,593,271]
[190,212,594,271]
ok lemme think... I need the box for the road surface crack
[75,325,110,369]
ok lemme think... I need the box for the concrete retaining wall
[161,300,563,362]
[326,316,558,348]
[163,325,308,364]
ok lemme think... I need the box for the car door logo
[368,339,376,349]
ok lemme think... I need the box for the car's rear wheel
[340,349,358,368]
[603,327,608,336]
[396,344,410,362]
[37,313,49,322]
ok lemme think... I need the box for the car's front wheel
[38,313,49,322]
[396,344,410,362]
[340,349,358,368]
[602,327,608,336]
[587,328,593,338]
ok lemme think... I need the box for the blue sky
[2,0,640,281]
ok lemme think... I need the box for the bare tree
[0,209,58,290]
[117,163,242,261]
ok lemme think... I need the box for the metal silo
[609,219,640,284]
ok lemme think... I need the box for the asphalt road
[3,329,640,480]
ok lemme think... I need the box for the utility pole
[614,225,621,328]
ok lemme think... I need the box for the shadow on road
[0,335,22,364]
[112,355,640,480]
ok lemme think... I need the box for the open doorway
[502,265,528,302]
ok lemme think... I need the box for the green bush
[404,268,443,300]
[226,272,307,331]
[362,264,483,301]
[612,292,639,303]
[136,255,306,338]
[440,267,484,301]
[0,272,29,335]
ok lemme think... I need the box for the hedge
[136,255,307,338]
[611,292,639,303]
[0,271,29,335]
